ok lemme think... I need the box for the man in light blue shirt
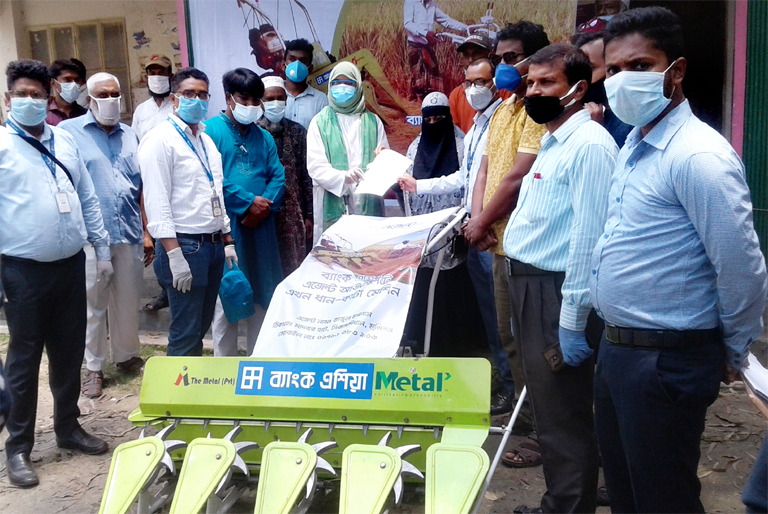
[591,8,767,512]
[502,44,617,513]
[60,72,150,399]
[0,60,113,488]
[283,38,328,130]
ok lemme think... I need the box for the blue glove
[559,326,594,367]
[0,357,9,431]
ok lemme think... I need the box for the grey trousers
[507,266,599,513]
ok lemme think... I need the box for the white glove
[167,247,193,293]
[344,167,364,185]
[224,244,238,269]
[96,260,114,289]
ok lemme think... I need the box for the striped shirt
[591,101,767,369]
[503,108,618,331]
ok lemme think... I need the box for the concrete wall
[1,0,179,120]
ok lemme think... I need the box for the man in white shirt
[139,67,237,356]
[132,55,174,140]
[403,0,468,99]
[133,55,174,313]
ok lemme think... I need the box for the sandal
[82,371,103,398]
[116,356,144,374]
[501,438,542,468]
[143,295,169,311]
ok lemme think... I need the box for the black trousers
[507,270,599,513]
[2,251,86,457]
[594,332,724,513]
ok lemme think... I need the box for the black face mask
[582,78,606,104]
[523,82,581,124]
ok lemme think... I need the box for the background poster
[252,209,457,358]
[188,0,577,152]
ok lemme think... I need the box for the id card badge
[55,192,71,214]
[211,196,223,217]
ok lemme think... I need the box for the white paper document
[354,149,413,196]
[744,353,768,403]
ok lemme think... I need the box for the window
[29,19,132,115]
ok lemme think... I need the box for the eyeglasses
[500,51,526,65]
[330,80,357,88]
[175,90,211,101]
[8,90,48,100]
[462,78,493,89]
[91,93,121,99]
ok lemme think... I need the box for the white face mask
[263,100,286,123]
[148,75,170,95]
[56,80,80,104]
[232,101,263,125]
[604,60,678,127]
[465,84,494,111]
[90,96,122,126]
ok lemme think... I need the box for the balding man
[60,73,149,398]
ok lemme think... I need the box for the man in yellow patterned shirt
[464,22,549,451]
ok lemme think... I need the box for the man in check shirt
[139,67,237,356]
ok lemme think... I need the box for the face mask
[10,97,48,127]
[76,85,88,108]
[263,100,286,123]
[267,37,283,53]
[285,60,309,83]
[175,95,209,124]
[582,78,607,105]
[148,75,170,95]
[56,80,80,104]
[523,81,581,124]
[330,84,356,104]
[232,100,263,125]
[465,84,494,111]
[91,96,122,126]
[493,57,529,92]
[605,60,677,127]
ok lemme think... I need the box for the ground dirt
[0,335,765,513]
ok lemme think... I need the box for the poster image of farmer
[404,0,468,101]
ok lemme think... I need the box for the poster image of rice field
[336,0,576,150]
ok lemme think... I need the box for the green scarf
[316,106,382,231]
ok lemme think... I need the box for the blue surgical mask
[330,84,356,104]
[175,95,209,124]
[10,97,48,127]
[263,100,286,123]
[285,60,309,83]
[232,101,262,125]
[605,59,677,127]
[494,57,529,92]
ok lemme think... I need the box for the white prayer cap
[262,76,286,92]
[422,92,449,110]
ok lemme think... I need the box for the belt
[605,324,721,349]
[505,258,557,276]
[176,232,222,244]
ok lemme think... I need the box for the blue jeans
[155,237,225,356]
[467,246,514,394]
[744,435,768,513]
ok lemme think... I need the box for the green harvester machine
[99,357,526,514]
[99,209,526,513]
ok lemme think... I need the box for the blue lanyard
[7,119,57,179]
[466,115,491,175]
[169,117,215,187]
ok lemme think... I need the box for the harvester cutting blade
[392,444,424,506]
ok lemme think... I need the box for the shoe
[490,391,515,415]
[7,454,39,488]
[597,484,610,506]
[56,426,108,455]
[82,370,103,398]
[513,505,543,514]
[115,356,144,374]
